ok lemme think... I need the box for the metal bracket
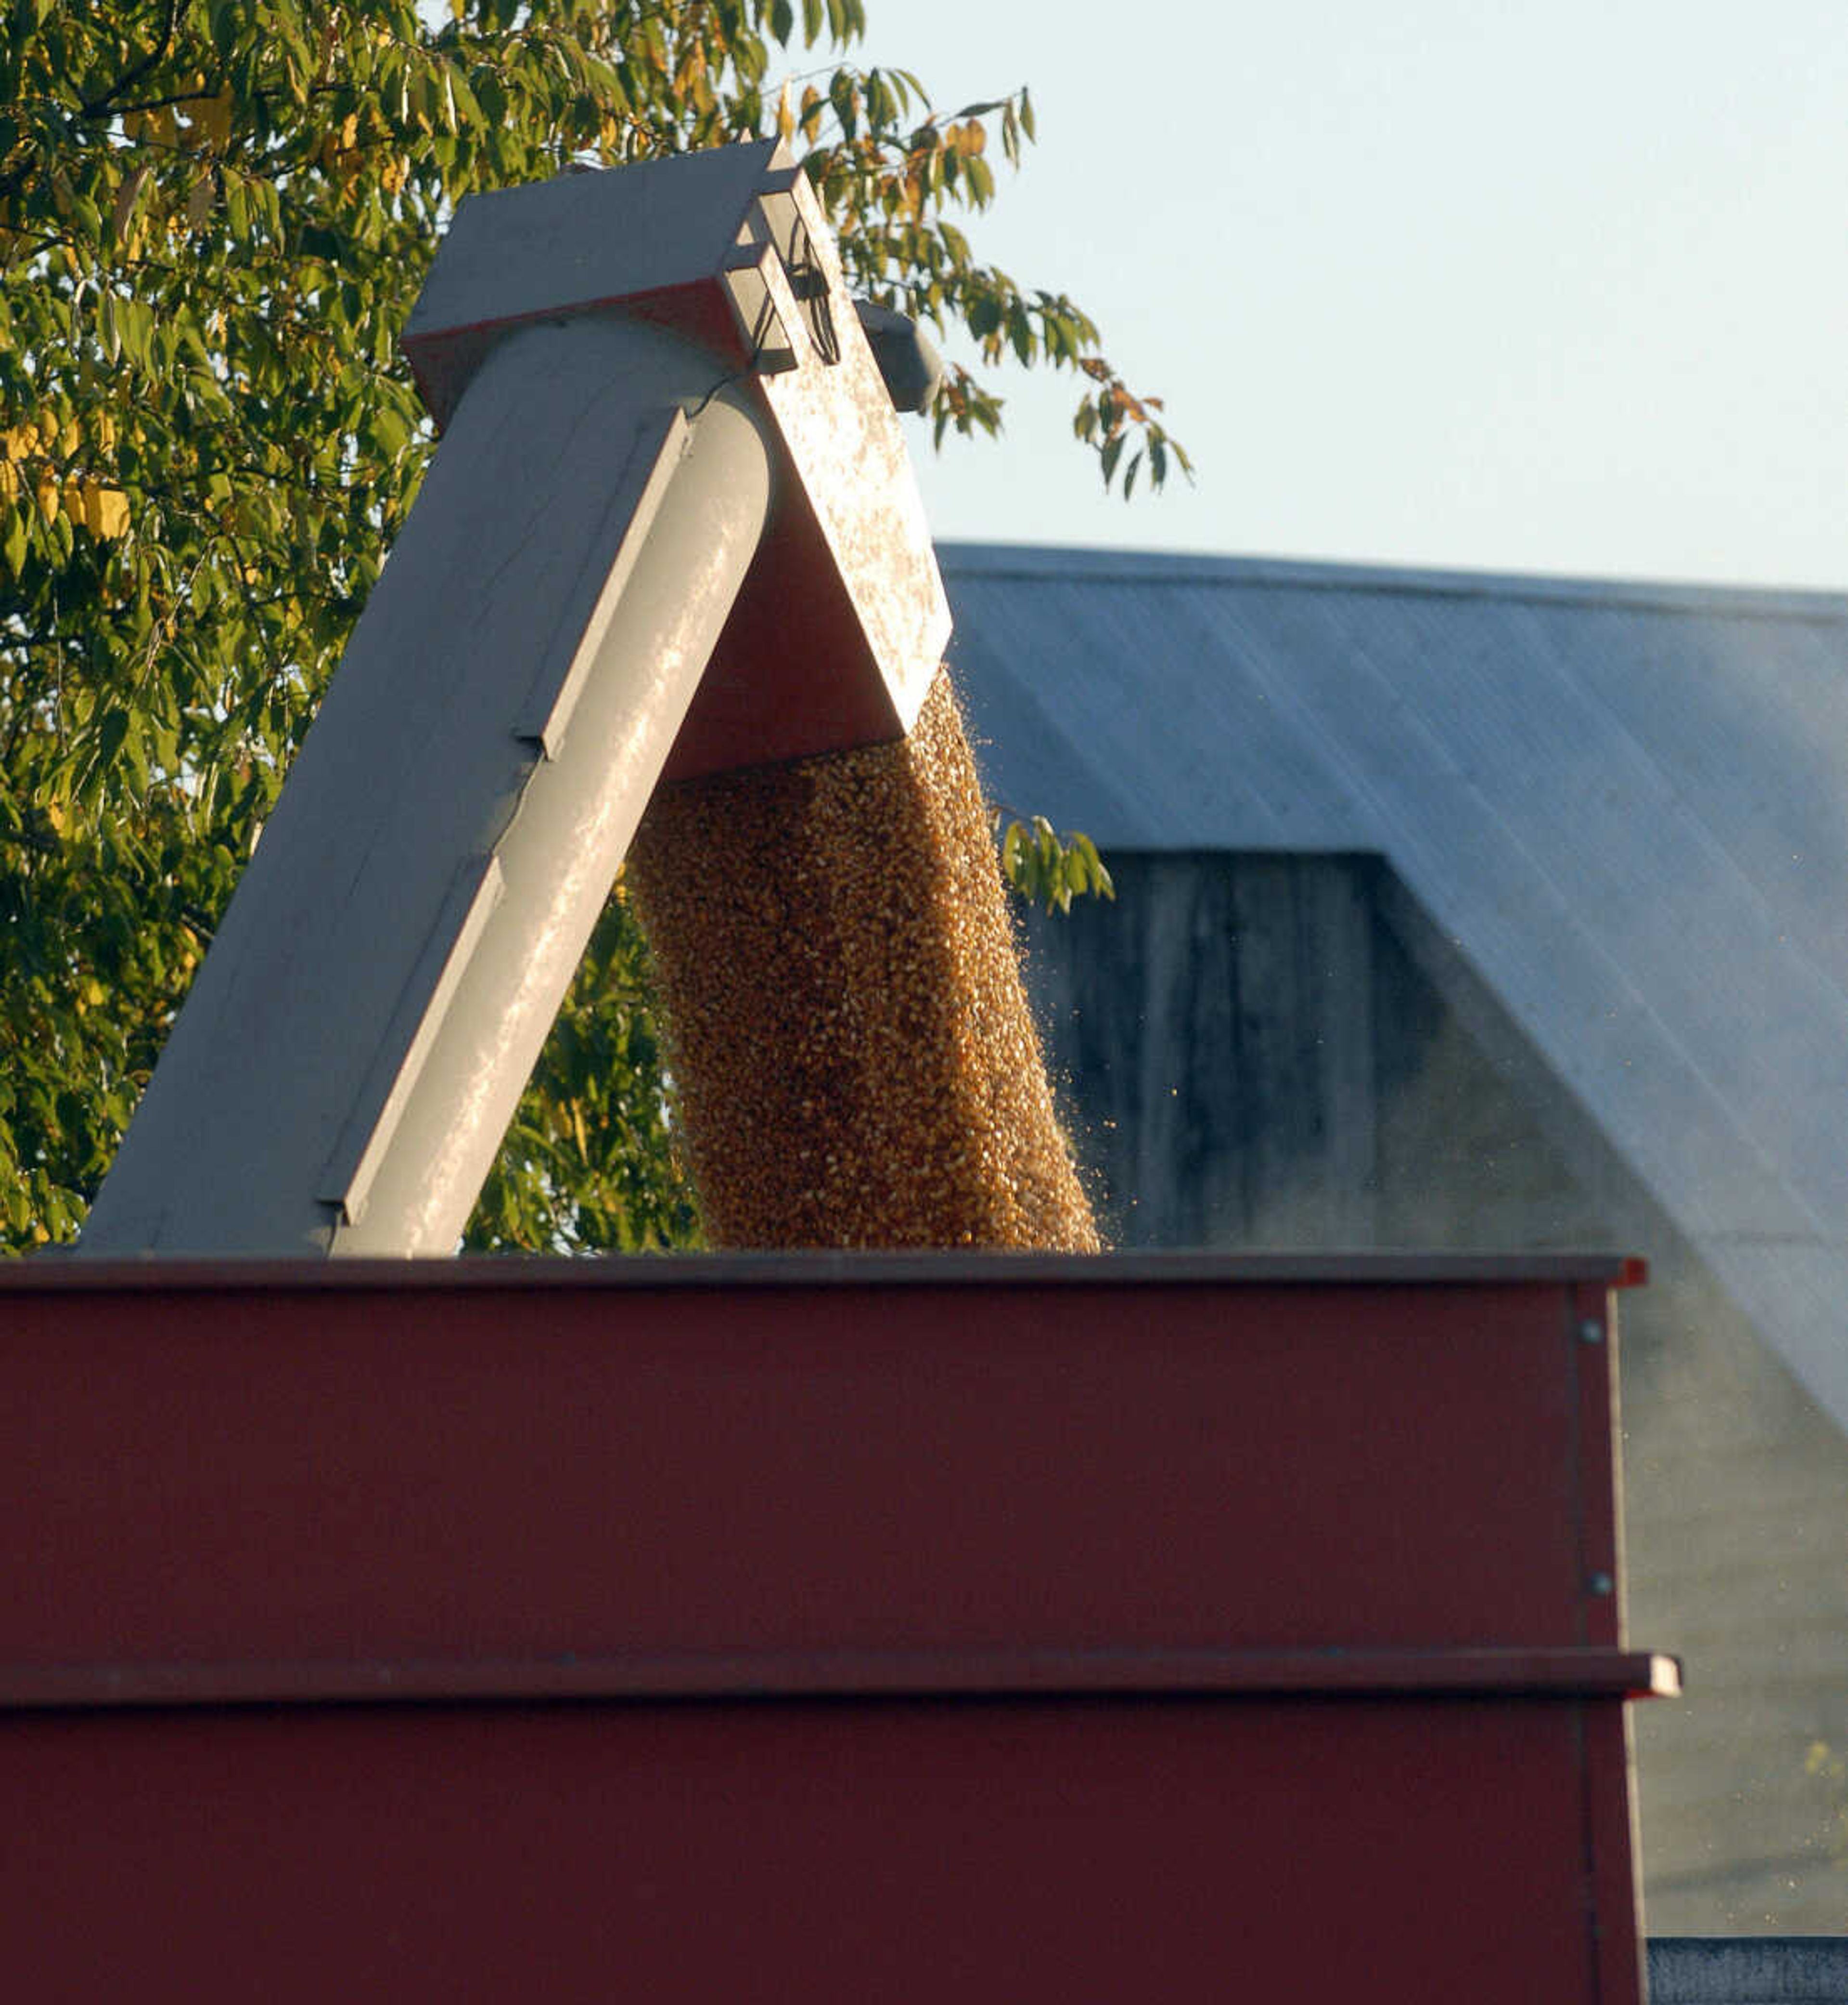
[721,242,801,376]
[722,167,841,374]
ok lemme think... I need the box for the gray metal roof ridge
[934,540,1848,624]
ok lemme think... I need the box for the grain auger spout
[80,141,1095,1257]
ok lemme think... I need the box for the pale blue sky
[855,0,1848,589]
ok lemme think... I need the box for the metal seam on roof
[936,540,1848,624]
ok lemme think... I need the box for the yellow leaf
[35,473,59,524]
[449,0,466,16]
[64,481,129,539]
[94,412,116,451]
[339,111,359,150]
[92,488,130,540]
[0,463,15,501]
[380,156,408,195]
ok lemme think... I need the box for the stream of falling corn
[628,669,1100,1250]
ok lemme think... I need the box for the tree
[0,0,1185,1253]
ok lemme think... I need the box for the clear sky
[853,0,1848,590]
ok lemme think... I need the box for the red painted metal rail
[0,1253,1666,2001]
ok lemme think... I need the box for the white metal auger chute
[78,141,949,1257]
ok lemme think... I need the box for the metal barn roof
[942,541,1848,1433]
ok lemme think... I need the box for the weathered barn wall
[1025,851,1623,1251]
[1018,851,1848,1933]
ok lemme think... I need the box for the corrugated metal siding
[943,542,1848,1434]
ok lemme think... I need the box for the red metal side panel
[0,1264,1614,1677]
[6,1696,1617,2005]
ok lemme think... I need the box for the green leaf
[117,296,153,371]
[449,66,482,128]
[95,707,130,773]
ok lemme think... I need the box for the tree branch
[79,0,185,121]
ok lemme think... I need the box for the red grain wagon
[0,1251,1668,2002]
